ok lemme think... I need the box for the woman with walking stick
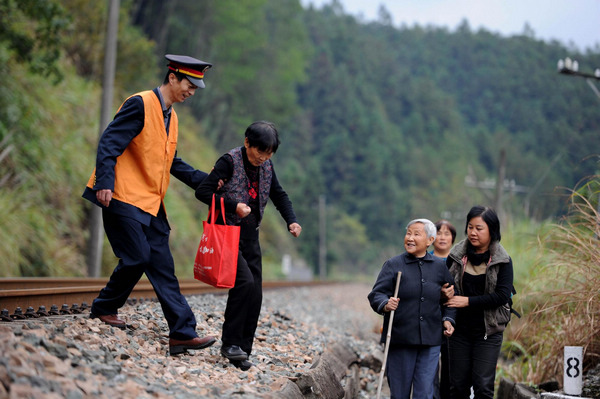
[368,219,456,399]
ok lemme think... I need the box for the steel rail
[0,278,330,321]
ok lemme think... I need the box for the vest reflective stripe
[86,90,179,216]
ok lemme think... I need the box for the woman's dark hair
[464,205,501,242]
[435,220,457,244]
[245,121,280,153]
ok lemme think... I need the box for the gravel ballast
[0,283,386,398]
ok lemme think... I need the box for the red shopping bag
[194,194,240,288]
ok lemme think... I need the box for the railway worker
[195,121,302,370]
[368,218,456,399]
[82,54,216,355]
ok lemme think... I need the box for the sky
[301,0,600,53]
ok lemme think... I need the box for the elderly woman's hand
[289,223,302,237]
[445,295,469,308]
[236,203,251,218]
[443,320,454,337]
[384,297,399,312]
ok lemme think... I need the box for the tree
[0,0,67,82]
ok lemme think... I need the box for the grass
[501,177,600,387]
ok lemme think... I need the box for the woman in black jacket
[195,121,302,370]
[445,206,514,399]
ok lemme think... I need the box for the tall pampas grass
[503,176,600,386]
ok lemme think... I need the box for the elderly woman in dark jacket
[445,206,514,399]
[368,218,456,399]
[195,121,301,371]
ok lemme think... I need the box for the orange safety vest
[86,90,179,216]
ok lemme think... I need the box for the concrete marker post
[563,346,583,396]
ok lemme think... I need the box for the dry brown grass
[502,177,600,386]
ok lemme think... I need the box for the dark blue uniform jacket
[82,88,206,226]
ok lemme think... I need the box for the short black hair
[245,121,280,153]
[435,220,457,244]
[464,205,501,242]
[163,70,187,85]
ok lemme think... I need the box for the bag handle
[208,194,227,225]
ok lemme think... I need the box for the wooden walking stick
[376,271,402,399]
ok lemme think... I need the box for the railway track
[0,277,328,322]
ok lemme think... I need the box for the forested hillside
[1,0,599,278]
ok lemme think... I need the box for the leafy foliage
[0,0,68,82]
[1,0,600,280]
[61,0,157,97]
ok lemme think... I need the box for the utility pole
[464,149,529,222]
[494,149,506,219]
[557,57,600,228]
[523,153,561,218]
[557,57,600,100]
[318,195,327,280]
[87,0,119,277]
